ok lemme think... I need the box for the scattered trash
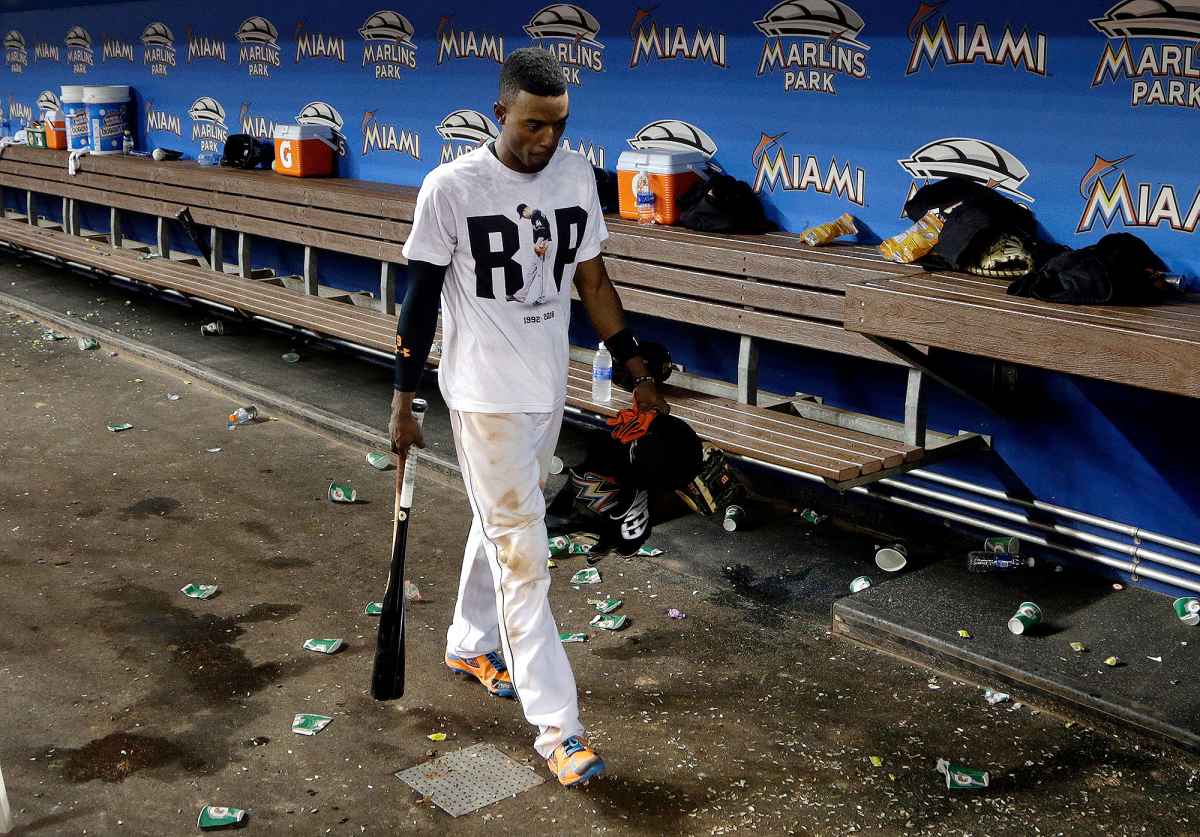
[76,336,98,351]
[206,447,222,454]
[570,567,601,585]
[936,758,990,789]
[550,455,564,475]
[568,540,594,556]
[1070,641,1088,653]
[303,638,344,655]
[428,732,448,742]
[364,602,383,616]
[328,482,358,504]
[722,504,748,532]
[197,806,246,830]
[1112,583,1124,591]
[548,535,570,558]
[1174,596,1200,626]
[166,393,180,401]
[106,422,133,432]
[590,613,629,631]
[130,379,144,384]
[1148,655,1163,663]
[404,579,422,602]
[559,632,588,643]
[967,551,1035,573]
[984,688,1011,705]
[366,451,393,471]
[138,252,161,261]
[984,536,1021,555]
[799,508,828,526]
[1008,601,1042,635]
[666,608,686,620]
[546,559,557,569]
[874,543,908,573]
[801,212,858,246]
[637,545,664,557]
[849,576,872,594]
[200,321,225,336]
[869,755,883,768]
[588,597,622,614]
[957,629,972,639]
[281,351,300,364]
[41,329,68,341]
[227,405,258,430]
[180,583,218,600]
[1104,656,1121,667]
[292,713,333,736]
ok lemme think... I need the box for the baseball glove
[675,444,743,516]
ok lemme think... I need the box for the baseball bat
[173,207,212,264]
[370,398,427,701]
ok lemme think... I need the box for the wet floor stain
[255,553,313,569]
[60,732,204,783]
[240,520,280,542]
[121,496,181,519]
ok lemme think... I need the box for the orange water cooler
[616,149,707,225]
[272,124,336,177]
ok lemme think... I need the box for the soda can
[197,805,246,830]
[722,504,747,533]
[106,422,133,432]
[365,451,393,471]
[936,758,989,789]
[77,336,98,351]
[303,638,344,655]
[200,321,225,337]
[637,546,664,557]
[567,541,594,556]
[328,482,357,504]
[291,713,332,736]
[1008,601,1042,635]
[559,632,588,643]
[985,536,1020,555]
[874,543,908,573]
[1173,597,1200,626]
[590,613,629,631]
[570,567,601,585]
[180,583,218,599]
[363,602,383,616]
[547,535,570,558]
[849,576,872,594]
[799,508,828,526]
[589,597,623,614]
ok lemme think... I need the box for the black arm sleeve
[393,260,448,392]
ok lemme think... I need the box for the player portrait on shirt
[509,202,552,305]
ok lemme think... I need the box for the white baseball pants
[445,407,583,758]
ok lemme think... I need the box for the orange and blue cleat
[546,736,605,787]
[444,651,516,699]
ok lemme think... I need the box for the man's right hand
[389,391,426,456]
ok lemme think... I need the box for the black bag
[677,172,775,234]
[221,134,274,170]
[1007,233,1170,305]
[592,166,619,215]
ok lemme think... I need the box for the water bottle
[591,342,612,403]
[121,130,133,155]
[635,172,656,225]
[197,151,220,166]
[227,405,258,430]
[967,551,1035,573]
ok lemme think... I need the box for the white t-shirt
[402,144,608,413]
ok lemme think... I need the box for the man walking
[388,48,668,787]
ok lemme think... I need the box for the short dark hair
[499,48,566,103]
[516,203,528,216]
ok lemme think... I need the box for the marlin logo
[1091,1,1200,110]
[298,101,348,157]
[36,90,61,115]
[752,130,866,206]
[525,4,605,85]
[437,108,498,163]
[189,95,228,152]
[899,137,1034,203]
[629,8,727,69]
[1077,152,1200,234]
[360,10,418,78]
[5,30,28,73]
[145,99,182,137]
[101,34,134,63]
[65,25,93,74]
[295,20,346,64]
[186,26,227,63]
[361,109,421,160]
[237,16,281,77]
[905,2,1047,76]
[142,22,176,75]
[239,101,277,140]
[437,21,505,65]
[754,0,870,94]
[570,471,620,514]
[627,119,718,158]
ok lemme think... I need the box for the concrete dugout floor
[1,271,1200,835]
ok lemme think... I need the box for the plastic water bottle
[634,173,656,225]
[591,342,612,403]
[227,405,258,430]
[967,551,1035,573]
[121,130,133,155]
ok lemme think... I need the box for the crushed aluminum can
[983,688,1011,705]
[291,713,332,736]
[547,535,570,558]
[200,321,225,336]
[588,597,622,614]
[936,758,990,789]
[570,567,601,585]
[303,638,344,655]
[849,575,872,594]
[166,393,180,401]
[559,632,588,643]
[181,583,218,600]
[364,602,383,616]
[76,337,96,350]
[1070,641,1087,653]
[567,541,594,556]
[106,422,133,432]
[42,329,69,341]
[197,805,246,830]
[590,613,629,631]
[984,536,1020,555]
[722,504,747,532]
[799,508,828,526]
[637,546,664,557]
[1008,601,1042,635]
[1173,597,1200,626]
[328,482,357,504]
[365,451,393,471]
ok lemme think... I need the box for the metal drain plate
[395,743,545,817]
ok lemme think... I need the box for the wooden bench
[0,147,984,489]
[845,272,1200,400]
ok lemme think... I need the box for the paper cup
[874,543,908,573]
[1008,601,1042,635]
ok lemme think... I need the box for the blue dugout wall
[2,1,1199,593]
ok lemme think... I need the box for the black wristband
[603,328,641,367]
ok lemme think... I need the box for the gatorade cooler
[60,85,89,151]
[44,110,68,149]
[83,85,131,155]
[616,149,707,226]
[26,122,47,148]
[272,124,335,177]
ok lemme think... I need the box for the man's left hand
[633,380,670,415]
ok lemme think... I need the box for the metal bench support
[380,262,397,315]
[237,232,251,278]
[737,335,760,407]
[109,207,122,248]
[155,216,169,257]
[303,246,318,295]
[903,368,928,447]
[25,191,34,226]
[209,228,222,271]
